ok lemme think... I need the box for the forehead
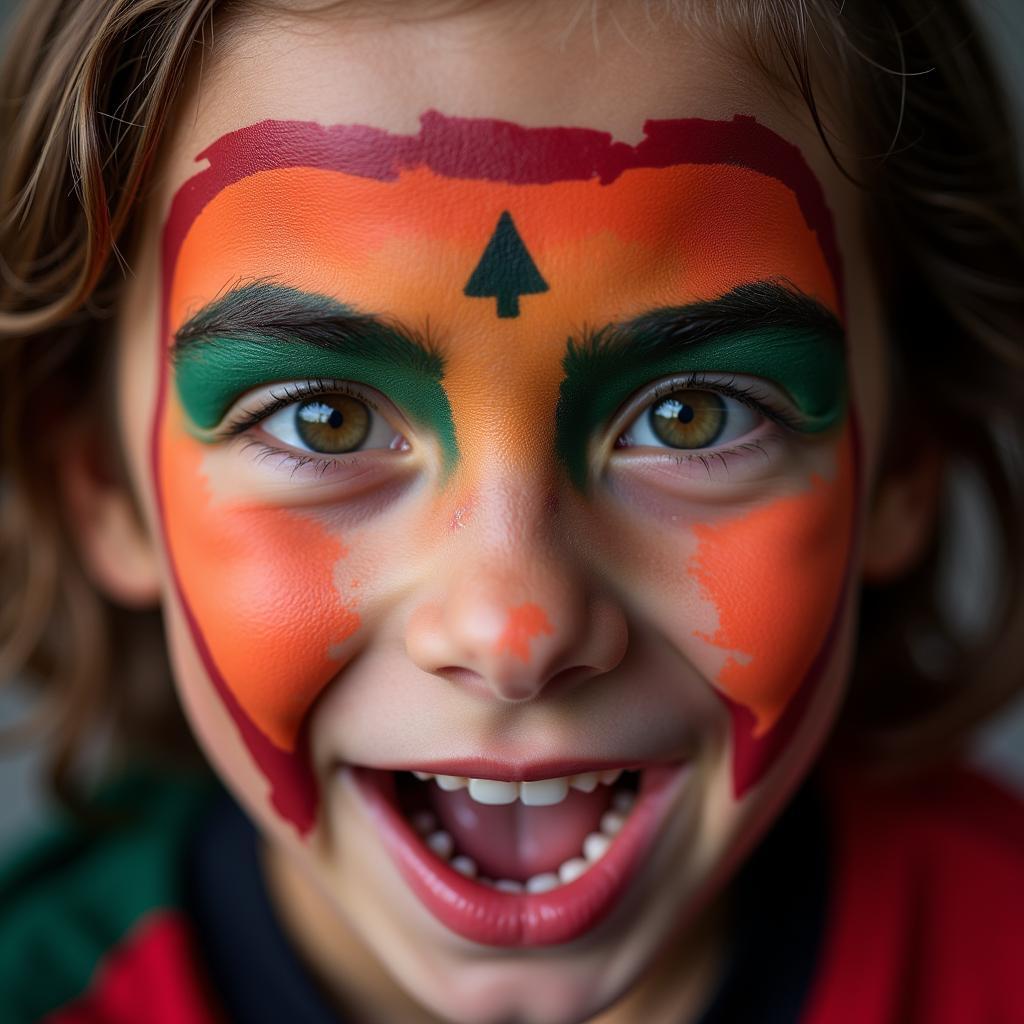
[165,112,842,335]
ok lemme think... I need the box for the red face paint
[152,111,853,835]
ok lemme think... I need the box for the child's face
[113,5,889,1022]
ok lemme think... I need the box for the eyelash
[214,378,387,478]
[215,377,382,437]
[629,371,803,433]
[612,370,803,472]
[214,372,803,478]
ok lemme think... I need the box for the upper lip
[351,756,681,783]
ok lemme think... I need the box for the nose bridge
[448,467,575,639]
[460,460,561,557]
[405,468,627,703]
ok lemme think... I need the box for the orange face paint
[159,405,361,751]
[152,112,852,833]
[691,430,856,735]
[689,425,857,791]
[496,604,556,664]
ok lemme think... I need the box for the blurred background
[0,0,1023,853]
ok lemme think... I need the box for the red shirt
[804,766,1024,1024]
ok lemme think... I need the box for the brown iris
[649,390,726,449]
[294,396,369,453]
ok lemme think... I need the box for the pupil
[327,409,344,429]
[676,404,695,424]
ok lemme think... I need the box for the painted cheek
[687,425,857,764]
[158,405,360,752]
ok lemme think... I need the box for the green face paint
[556,281,847,487]
[172,283,458,471]
[463,210,550,318]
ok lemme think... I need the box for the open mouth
[351,761,690,947]
[397,767,641,890]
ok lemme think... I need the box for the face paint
[172,282,459,470]
[557,281,847,487]
[463,211,550,317]
[152,111,853,835]
[158,396,359,830]
[496,604,555,664]
[689,423,858,793]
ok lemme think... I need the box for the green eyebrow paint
[556,285,847,488]
[171,287,458,472]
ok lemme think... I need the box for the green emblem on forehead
[464,210,549,318]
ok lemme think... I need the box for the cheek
[646,426,858,793]
[155,407,362,834]
[159,422,360,748]
[690,426,857,737]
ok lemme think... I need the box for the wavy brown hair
[1,0,1023,808]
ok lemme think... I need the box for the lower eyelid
[234,437,376,481]
[606,430,793,487]
[229,438,328,479]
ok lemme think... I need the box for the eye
[617,388,761,451]
[260,393,404,454]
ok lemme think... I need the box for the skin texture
[155,112,852,832]
[104,4,899,1023]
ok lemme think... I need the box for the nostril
[545,664,601,694]
[437,666,486,687]
[436,665,542,704]
[436,663,600,702]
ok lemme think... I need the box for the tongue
[428,785,611,880]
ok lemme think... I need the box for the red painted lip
[364,757,654,783]
[351,762,690,947]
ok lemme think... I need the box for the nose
[405,506,628,704]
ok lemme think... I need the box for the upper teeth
[410,768,625,807]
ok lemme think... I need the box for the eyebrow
[589,281,843,359]
[170,281,457,467]
[556,280,847,487]
[172,279,441,374]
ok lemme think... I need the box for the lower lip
[351,763,689,947]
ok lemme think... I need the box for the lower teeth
[411,788,636,892]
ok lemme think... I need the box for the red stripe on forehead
[162,110,844,314]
